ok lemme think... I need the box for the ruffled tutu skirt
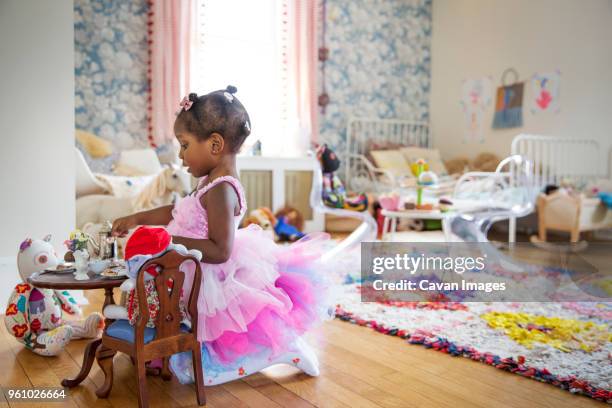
[175,224,332,365]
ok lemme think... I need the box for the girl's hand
[112,215,138,237]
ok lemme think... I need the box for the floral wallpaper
[319,0,432,155]
[74,0,149,163]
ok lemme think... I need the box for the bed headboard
[344,117,430,191]
[510,134,602,192]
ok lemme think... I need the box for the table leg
[95,344,117,398]
[103,287,116,328]
[62,287,117,388]
[442,216,453,242]
[382,216,390,241]
[390,217,397,241]
[61,338,102,387]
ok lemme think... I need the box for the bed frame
[344,117,430,193]
[510,134,610,242]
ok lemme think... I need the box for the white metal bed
[344,117,430,193]
[509,134,609,242]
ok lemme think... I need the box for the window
[193,0,289,156]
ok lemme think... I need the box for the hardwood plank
[111,354,184,408]
[261,365,351,408]
[321,362,420,408]
[63,339,141,408]
[221,380,282,408]
[241,374,316,408]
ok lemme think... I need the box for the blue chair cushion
[106,319,191,344]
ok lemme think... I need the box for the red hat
[124,226,171,261]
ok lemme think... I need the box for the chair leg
[95,345,116,398]
[191,345,206,406]
[136,359,149,408]
[161,357,172,381]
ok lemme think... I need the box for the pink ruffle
[180,225,331,362]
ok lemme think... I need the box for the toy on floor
[274,206,305,242]
[4,236,103,356]
[316,144,368,212]
[274,206,305,231]
[243,207,305,242]
[243,207,276,231]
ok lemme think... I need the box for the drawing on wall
[531,70,561,114]
[492,82,524,129]
[460,77,492,143]
[490,68,525,129]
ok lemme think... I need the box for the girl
[112,86,330,385]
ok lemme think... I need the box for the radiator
[238,156,324,232]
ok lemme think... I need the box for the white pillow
[114,149,163,176]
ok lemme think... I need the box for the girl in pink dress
[112,86,330,384]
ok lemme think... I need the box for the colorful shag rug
[335,284,611,402]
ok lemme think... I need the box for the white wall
[430,0,612,174]
[0,0,74,290]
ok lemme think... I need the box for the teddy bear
[4,235,104,356]
[243,207,276,231]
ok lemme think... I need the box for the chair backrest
[453,155,535,218]
[134,251,202,343]
[309,165,377,261]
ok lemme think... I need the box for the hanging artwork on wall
[492,69,524,129]
[460,77,493,143]
[531,70,561,114]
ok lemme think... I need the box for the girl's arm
[172,183,237,264]
[111,205,174,237]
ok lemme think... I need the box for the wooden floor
[0,288,604,408]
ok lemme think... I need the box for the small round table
[381,208,455,241]
[28,271,126,388]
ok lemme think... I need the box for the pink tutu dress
[166,176,331,368]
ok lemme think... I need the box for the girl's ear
[209,132,225,154]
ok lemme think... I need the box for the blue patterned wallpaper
[319,0,432,154]
[74,0,149,156]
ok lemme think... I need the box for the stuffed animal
[470,152,500,172]
[102,226,202,325]
[274,206,305,232]
[4,235,103,356]
[316,144,368,212]
[243,207,276,231]
[274,217,305,242]
[244,207,307,242]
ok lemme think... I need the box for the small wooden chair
[95,250,205,408]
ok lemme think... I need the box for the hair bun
[188,93,198,102]
[225,85,237,94]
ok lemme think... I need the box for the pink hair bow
[179,96,193,112]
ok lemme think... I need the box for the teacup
[88,259,110,274]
